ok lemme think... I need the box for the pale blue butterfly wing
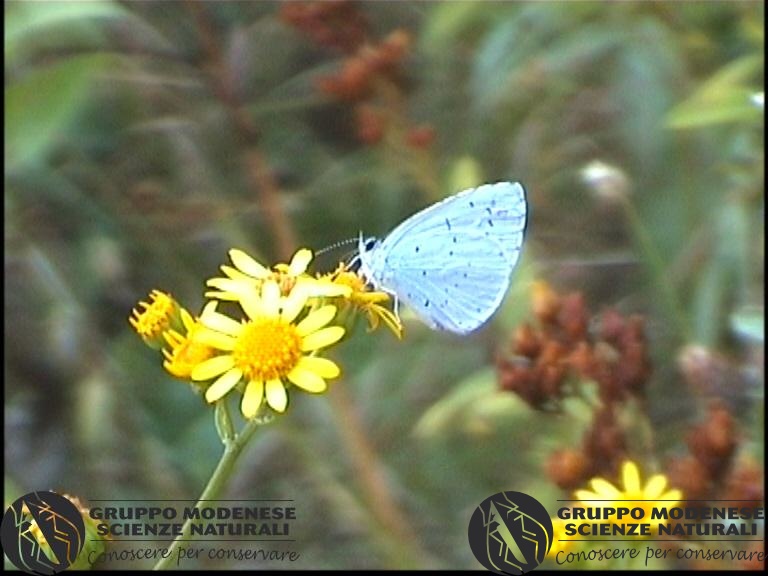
[358,182,528,334]
[374,230,515,333]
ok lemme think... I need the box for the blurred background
[4,1,764,570]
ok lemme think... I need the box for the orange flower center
[233,319,302,382]
[130,291,176,338]
[165,331,215,379]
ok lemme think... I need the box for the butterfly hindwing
[379,229,515,333]
[358,181,528,334]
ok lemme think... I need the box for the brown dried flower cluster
[497,281,651,409]
[497,281,653,489]
[314,30,411,103]
[666,401,761,506]
[279,0,368,54]
[280,1,434,148]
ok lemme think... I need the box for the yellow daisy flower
[547,518,574,558]
[574,460,683,524]
[323,263,403,339]
[162,304,218,379]
[206,248,350,302]
[129,290,180,348]
[191,280,345,416]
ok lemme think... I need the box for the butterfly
[356,182,528,334]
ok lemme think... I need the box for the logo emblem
[467,491,553,574]
[2,491,85,574]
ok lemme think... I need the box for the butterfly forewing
[379,182,527,259]
[360,181,528,334]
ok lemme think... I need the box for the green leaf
[5,1,128,63]
[5,54,110,170]
[413,368,529,440]
[421,1,499,52]
[667,54,764,129]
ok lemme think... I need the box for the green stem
[621,196,692,343]
[152,419,261,570]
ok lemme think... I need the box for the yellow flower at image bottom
[574,460,683,522]
[191,280,345,416]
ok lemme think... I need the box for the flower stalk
[152,416,261,571]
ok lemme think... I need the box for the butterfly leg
[381,286,400,321]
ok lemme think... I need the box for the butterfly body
[357,182,528,334]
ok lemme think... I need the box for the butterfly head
[354,233,382,286]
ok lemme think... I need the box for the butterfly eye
[364,237,380,251]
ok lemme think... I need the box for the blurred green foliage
[4,1,764,570]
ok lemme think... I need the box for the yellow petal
[206,278,258,296]
[241,380,264,418]
[288,249,313,276]
[295,356,340,379]
[280,287,309,323]
[199,300,219,320]
[230,249,270,279]
[661,489,682,502]
[296,278,352,298]
[296,305,337,337]
[643,474,668,500]
[191,355,236,381]
[371,304,403,338]
[204,290,239,302]
[574,490,598,502]
[287,365,328,393]
[180,308,196,331]
[621,461,641,493]
[204,368,243,402]
[300,326,345,351]
[587,478,622,499]
[220,264,251,280]
[193,329,236,351]
[162,331,182,350]
[265,379,288,412]
[261,281,281,318]
[201,311,243,337]
[240,286,266,321]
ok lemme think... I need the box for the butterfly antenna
[315,237,359,258]
[314,236,363,272]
